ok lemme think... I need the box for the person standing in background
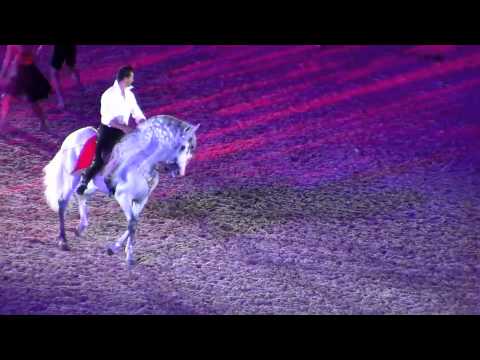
[0,45,51,132]
[37,44,83,110]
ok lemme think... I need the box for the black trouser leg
[81,124,124,185]
[82,145,105,184]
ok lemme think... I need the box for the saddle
[73,134,117,197]
[72,134,97,174]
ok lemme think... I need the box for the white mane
[109,115,195,182]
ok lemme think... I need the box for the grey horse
[43,115,199,265]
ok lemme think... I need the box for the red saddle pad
[72,135,97,174]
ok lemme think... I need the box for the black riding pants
[83,124,124,183]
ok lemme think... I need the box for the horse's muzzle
[164,162,181,178]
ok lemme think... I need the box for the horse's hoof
[75,225,87,237]
[127,258,136,267]
[59,242,70,251]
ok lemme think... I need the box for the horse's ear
[184,123,200,136]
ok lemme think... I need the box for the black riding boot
[104,176,116,197]
[76,175,90,195]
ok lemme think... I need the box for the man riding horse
[76,65,146,196]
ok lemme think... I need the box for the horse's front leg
[106,230,129,255]
[125,197,149,266]
[125,218,138,266]
[116,185,149,266]
[148,170,160,196]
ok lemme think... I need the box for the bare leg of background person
[31,101,48,131]
[68,66,84,91]
[50,67,65,110]
[0,94,12,131]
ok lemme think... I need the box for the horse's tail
[43,126,97,213]
[43,148,67,213]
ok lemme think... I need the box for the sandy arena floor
[0,45,479,314]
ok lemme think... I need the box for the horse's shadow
[0,281,221,315]
[147,177,425,237]
[143,178,479,313]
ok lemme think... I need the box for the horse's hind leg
[58,199,70,250]
[57,176,81,251]
[74,193,89,237]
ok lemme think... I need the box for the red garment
[72,135,97,174]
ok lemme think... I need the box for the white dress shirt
[100,80,146,127]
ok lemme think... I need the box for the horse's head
[165,123,200,177]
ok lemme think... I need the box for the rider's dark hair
[117,65,134,82]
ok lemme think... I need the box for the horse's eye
[180,145,186,151]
